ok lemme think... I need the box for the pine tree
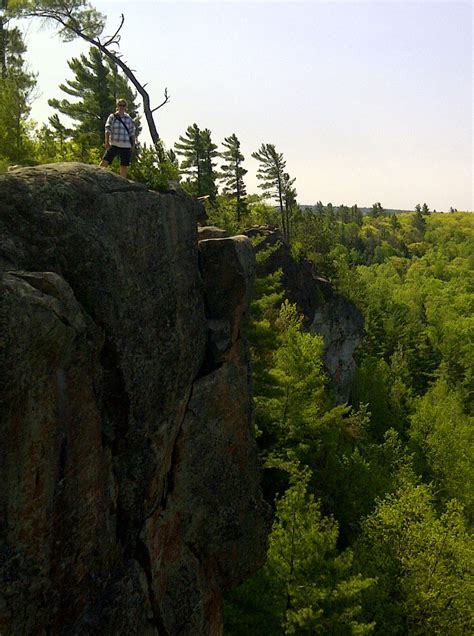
[350,204,363,226]
[314,201,324,215]
[220,133,247,221]
[0,0,36,164]
[175,123,218,201]
[252,143,295,241]
[370,202,384,218]
[268,472,375,634]
[225,469,375,634]
[0,0,8,79]
[48,46,139,151]
[200,128,218,203]
[282,172,297,236]
[337,204,350,223]
[325,202,335,222]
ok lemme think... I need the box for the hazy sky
[20,1,473,211]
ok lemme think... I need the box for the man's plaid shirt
[105,113,135,148]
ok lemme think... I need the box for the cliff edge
[0,163,270,635]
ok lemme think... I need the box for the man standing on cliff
[99,98,136,179]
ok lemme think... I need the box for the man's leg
[100,145,118,168]
[119,147,132,179]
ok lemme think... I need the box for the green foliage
[226,470,375,635]
[203,195,242,235]
[245,195,280,227]
[357,473,474,634]
[175,123,218,201]
[370,202,384,218]
[219,133,247,221]
[8,1,106,42]
[252,143,296,241]
[0,14,36,164]
[228,212,473,633]
[48,46,139,151]
[128,142,179,191]
[31,124,101,164]
[409,379,474,520]
[1,17,471,628]
[252,143,285,203]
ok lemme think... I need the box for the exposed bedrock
[0,163,270,635]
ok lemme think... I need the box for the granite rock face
[244,225,364,403]
[0,163,269,635]
[310,295,364,404]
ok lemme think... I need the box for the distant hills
[299,205,416,215]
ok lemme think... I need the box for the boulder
[198,226,229,240]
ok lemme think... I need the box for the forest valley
[1,3,473,634]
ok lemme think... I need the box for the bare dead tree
[16,3,169,146]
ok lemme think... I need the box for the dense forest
[1,2,473,634]
[222,207,473,635]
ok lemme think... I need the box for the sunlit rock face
[309,295,364,404]
[243,225,364,403]
[0,163,270,635]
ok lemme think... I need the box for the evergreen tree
[268,471,375,635]
[252,143,294,241]
[225,469,375,635]
[282,172,297,242]
[175,123,218,201]
[175,122,201,189]
[0,0,36,164]
[314,201,324,215]
[370,202,384,218]
[48,46,139,151]
[325,202,335,222]
[1,0,8,79]
[337,204,351,223]
[421,202,430,215]
[412,209,426,234]
[220,133,247,221]
[350,204,363,226]
[201,127,218,202]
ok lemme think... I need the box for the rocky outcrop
[310,296,364,404]
[243,225,363,403]
[198,226,229,241]
[0,163,270,635]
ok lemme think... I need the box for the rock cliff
[0,163,270,635]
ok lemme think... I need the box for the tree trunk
[0,1,8,79]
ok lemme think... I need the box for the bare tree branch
[151,88,170,113]
[101,12,124,47]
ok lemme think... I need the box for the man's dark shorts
[102,145,132,166]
